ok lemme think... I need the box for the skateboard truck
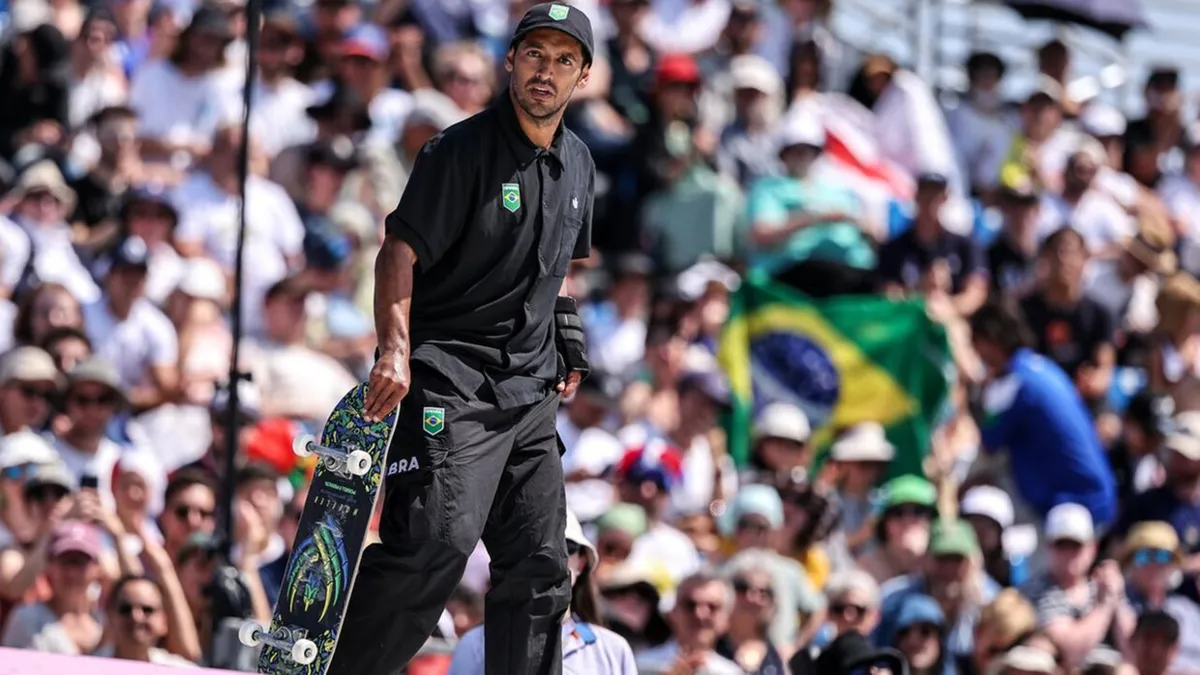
[292,434,372,477]
[238,621,319,665]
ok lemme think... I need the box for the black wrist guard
[554,296,589,380]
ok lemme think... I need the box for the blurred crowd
[0,0,1199,673]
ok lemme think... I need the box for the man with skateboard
[328,4,595,674]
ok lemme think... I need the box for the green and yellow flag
[718,272,955,477]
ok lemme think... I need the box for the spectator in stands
[1038,142,1134,258]
[13,282,84,349]
[0,347,62,435]
[1020,227,1116,407]
[721,484,826,649]
[83,236,178,411]
[822,568,882,639]
[743,401,811,486]
[856,475,937,584]
[970,299,1117,528]
[558,373,625,522]
[119,185,186,306]
[336,24,411,146]
[157,470,216,561]
[986,180,1042,297]
[887,593,948,675]
[93,574,195,665]
[716,54,784,188]
[1118,520,1200,671]
[960,589,1038,675]
[52,358,136,495]
[234,463,287,606]
[876,519,999,666]
[1160,125,1200,245]
[0,23,71,160]
[249,12,315,160]
[717,566,788,674]
[1115,412,1200,565]
[167,258,231,407]
[999,78,1068,195]
[1085,213,1175,339]
[1128,609,1181,675]
[111,452,165,543]
[945,51,1017,200]
[3,161,102,303]
[744,108,875,285]
[635,571,744,675]
[593,503,646,576]
[959,485,1018,588]
[612,441,702,585]
[1,521,105,654]
[1024,503,1133,669]
[1107,391,1170,510]
[877,171,987,319]
[40,327,92,375]
[701,0,769,126]
[827,423,894,555]
[67,105,142,250]
[66,9,127,131]
[128,4,237,163]
[1126,68,1188,177]
[431,41,495,118]
[1146,273,1200,394]
[989,645,1060,675]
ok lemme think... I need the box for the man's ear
[505,48,515,73]
[577,63,591,90]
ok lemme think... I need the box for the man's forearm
[375,235,416,356]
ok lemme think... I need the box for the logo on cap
[502,183,521,213]
[548,4,569,20]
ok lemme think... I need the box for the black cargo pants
[328,363,571,675]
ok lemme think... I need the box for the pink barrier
[0,648,246,674]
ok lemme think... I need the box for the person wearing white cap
[1022,503,1135,669]
[961,485,1019,587]
[828,422,894,554]
[0,431,59,549]
[0,346,63,435]
[743,107,877,282]
[715,54,785,188]
[745,401,811,484]
[447,509,638,675]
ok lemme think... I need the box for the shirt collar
[495,92,566,168]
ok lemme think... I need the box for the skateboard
[238,382,398,674]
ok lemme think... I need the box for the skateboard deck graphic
[241,383,398,674]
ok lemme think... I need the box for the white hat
[0,431,57,470]
[830,422,895,463]
[960,485,1015,529]
[752,402,811,444]
[1165,411,1200,460]
[177,258,227,303]
[1044,503,1095,543]
[777,109,825,149]
[676,259,740,301]
[730,55,783,97]
[1080,103,1127,138]
[565,509,598,573]
[987,646,1058,675]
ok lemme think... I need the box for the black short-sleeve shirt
[386,93,594,409]
[875,226,984,294]
[1020,291,1116,379]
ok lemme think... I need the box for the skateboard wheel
[238,621,263,647]
[293,434,315,458]
[292,638,318,665]
[346,450,372,476]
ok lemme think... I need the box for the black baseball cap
[510,3,594,65]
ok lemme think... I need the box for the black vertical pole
[220,0,263,558]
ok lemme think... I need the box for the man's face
[163,485,216,547]
[106,265,149,304]
[97,114,138,160]
[189,29,228,69]
[1067,155,1099,191]
[1044,232,1087,287]
[915,184,948,219]
[82,18,118,61]
[114,470,150,517]
[1022,97,1061,140]
[657,81,698,121]
[66,382,120,435]
[338,54,380,91]
[114,579,168,646]
[506,28,589,122]
[678,389,719,435]
[239,478,282,531]
[1132,630,1179,675]
[671,580,730,649]
[18,189,67,226]
[733,513,773,549]
[1048,538,1095,579]
[441,53,493,113]
[125,200,174,244]
[264,293,307,342]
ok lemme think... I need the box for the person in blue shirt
[969,298,1118,529]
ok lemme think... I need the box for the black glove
[554,296,589,382]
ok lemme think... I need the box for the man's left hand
[557,371,583,398]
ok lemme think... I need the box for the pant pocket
[384,431,450,486]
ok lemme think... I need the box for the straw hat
[12,160,76,214]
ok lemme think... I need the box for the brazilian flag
[718,272,955,477]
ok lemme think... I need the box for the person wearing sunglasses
[715,567,788,674]
[857,475,937,585]
[448,509,637,675]
[91,574,195,665]
[634,571,744,675]
[0,430,59,550]
[1118,521,1200,671]
[157,469,217,562]
[52,358,139,506]
[887,593,947,675]
[0,346,63,436]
